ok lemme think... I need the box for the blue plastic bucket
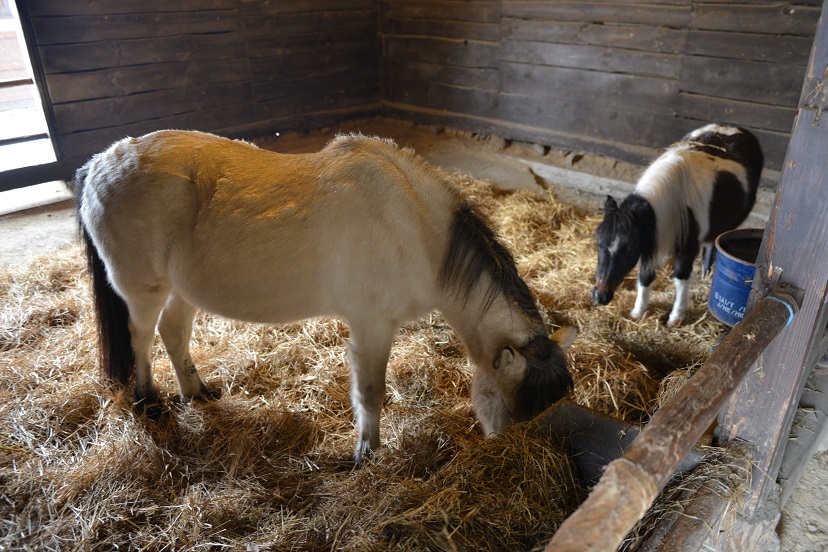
[708,228,763,326]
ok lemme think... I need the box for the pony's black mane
[439,203,543,325]
[512,335,572,421]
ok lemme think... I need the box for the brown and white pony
[75,130,577,463]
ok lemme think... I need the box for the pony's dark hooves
[190,387,221,402]
[135,394,165,421]
[353,445,374,467]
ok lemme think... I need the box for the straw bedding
[0,172,729,550]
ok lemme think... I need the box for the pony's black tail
[75,166,134,384]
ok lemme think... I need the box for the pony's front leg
[347,319,396,465]
[158,292,215,400]
[630,267,655,320]
[668,250,697,327]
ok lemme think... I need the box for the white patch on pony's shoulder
[687,124,742,139]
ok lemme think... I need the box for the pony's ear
[494,346,527,386]
[604,195,618,213]
[493,346,516,370]
[551,326,578,351]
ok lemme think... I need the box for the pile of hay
[0,173,727,550]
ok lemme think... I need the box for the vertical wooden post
[716,0,828,515]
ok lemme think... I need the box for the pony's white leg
[668,277,692,327]
[347,319,396,464]
[669,249,697,327]
[123,288,169,407]
[631,267,656,321]
[158,292,213,399]
[630,281,652,320]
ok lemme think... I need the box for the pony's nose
[592,287,614,305]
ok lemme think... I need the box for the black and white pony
[592,124,763,326]
[74,130,577,463]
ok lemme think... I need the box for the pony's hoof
[190,386,221,402]
[353,441,374,467]
[667,316,686,328]
[630,309,645,321]
[135,393,165,421]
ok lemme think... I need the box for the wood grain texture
[718,111,828,514]
[717,7,828,517]
[11,0,819,178]
[675,93,797,134]
[686,30,813,64]
[680,56,805,106]
[548,289,800,551]
[39,34,247,74]
[31,11,241,44]
[502,41,681,78]
[503,2,691,27]
[691,4,820,36]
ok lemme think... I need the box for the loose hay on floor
[0,175,729,550]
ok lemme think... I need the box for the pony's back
[634,124,762,259]
[77,131,462,326]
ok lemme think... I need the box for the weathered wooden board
[45,59,250,105]
[675,93,797,134]
[691,3,821,36]
[686,30,813,64]
[573,23,687,53]
[59,103,257,159]
[502,19,585,45]
[502,41,682,79]
[380,18,500,41]
[379,1,500,24]
[255,84,380,119]
[385,37,499,67]
[247,29,376,56]
[30,11,242,44]
[503,2,691,27]
[717,0,828,514]
[385,79,498,119]
[52,82,253,134]
[243,10,376,38]
[680,56,805,107]
[494,92,685,149]
[504,20,686,54]
[252,68,379,103]
[241,0,376,16]
[500,62,679,111]
[385,60,499,91]
[249,42,378,80]
[26,0,239,16]
[39,34,247,74]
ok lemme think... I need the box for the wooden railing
[545,286,802,551]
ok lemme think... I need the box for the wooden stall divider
[544,285,802,552]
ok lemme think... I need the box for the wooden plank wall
[22,0,379,168]
[15,1,820,173]
[381,0,821,170]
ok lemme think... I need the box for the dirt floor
[1,118,824,550]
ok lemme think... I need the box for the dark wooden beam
[0,160,73,192]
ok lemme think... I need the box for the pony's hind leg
[347,318,396,465]
[158,292,214,400]
[122,285,171,412]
